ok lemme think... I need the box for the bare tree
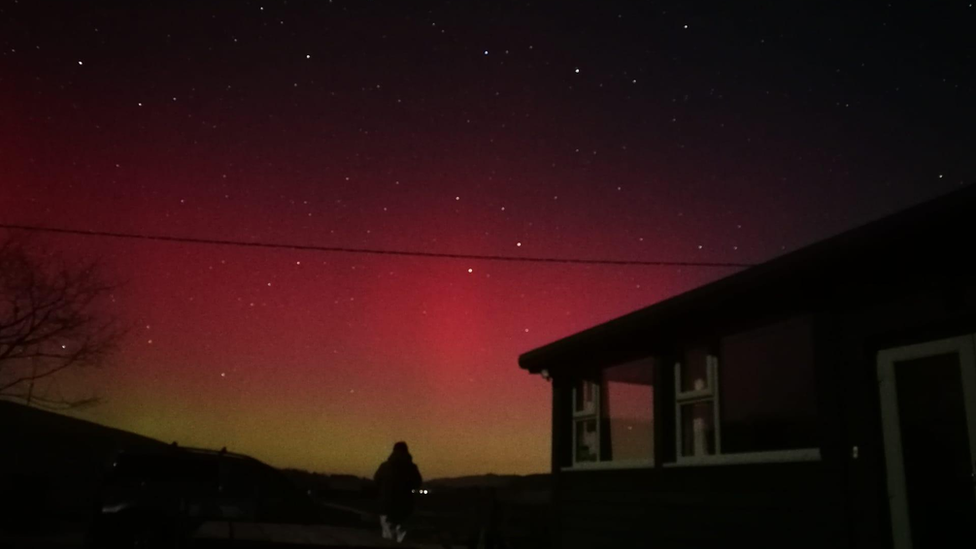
[0,234,124,410]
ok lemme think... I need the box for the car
[87,445,364,548]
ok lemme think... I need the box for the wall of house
[550,363,847,549]
[828,283,976,549]
[553,463,845,549]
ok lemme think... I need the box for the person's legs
[395,523,406,543]
[379,515,393,539]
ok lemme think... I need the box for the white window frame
[565,369,656,471]
[672,355,821,466]
[674,355,722,462]
[571,380,600,466]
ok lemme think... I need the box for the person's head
[393,441,409,454]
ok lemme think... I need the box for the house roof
[518,184,976,375]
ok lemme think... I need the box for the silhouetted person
[374,441,422,543]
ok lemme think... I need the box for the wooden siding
[554,463,844,549]
[829,286,976,548]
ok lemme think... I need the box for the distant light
[684,24,689,29]
[467,268,473,273]
[484,50,489,55]
[574,68,580,74]
[516,242,521,247]
[220,372,226,377]
[77,60,83,65]
[306,54,311,59]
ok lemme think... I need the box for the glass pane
[603,360,654,461]
[681,348,710,392]
[719,317,818,453]
[575,419,599,462]
[681,401,715,457]
[574,380,596,415]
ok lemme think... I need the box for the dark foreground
[0,401,550,549]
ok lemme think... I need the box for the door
[877,335,976,549]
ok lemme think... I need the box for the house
[518,185,976,549]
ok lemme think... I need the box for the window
[570,359,654,468]
[719,317,818,453]
[572,379,599,463]
[669,317,821,466]
[674,351,720,461]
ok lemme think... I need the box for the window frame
[564,362,656,471]
[670,342,822,466]
[570,379,601,466]
[674,355,722,462]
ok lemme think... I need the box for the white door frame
[876,334,976,549]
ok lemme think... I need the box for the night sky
[1,1,974,478]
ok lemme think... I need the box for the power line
[0,223,756,268]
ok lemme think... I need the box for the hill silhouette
[0,400,168,527]
[425,473,550,490]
